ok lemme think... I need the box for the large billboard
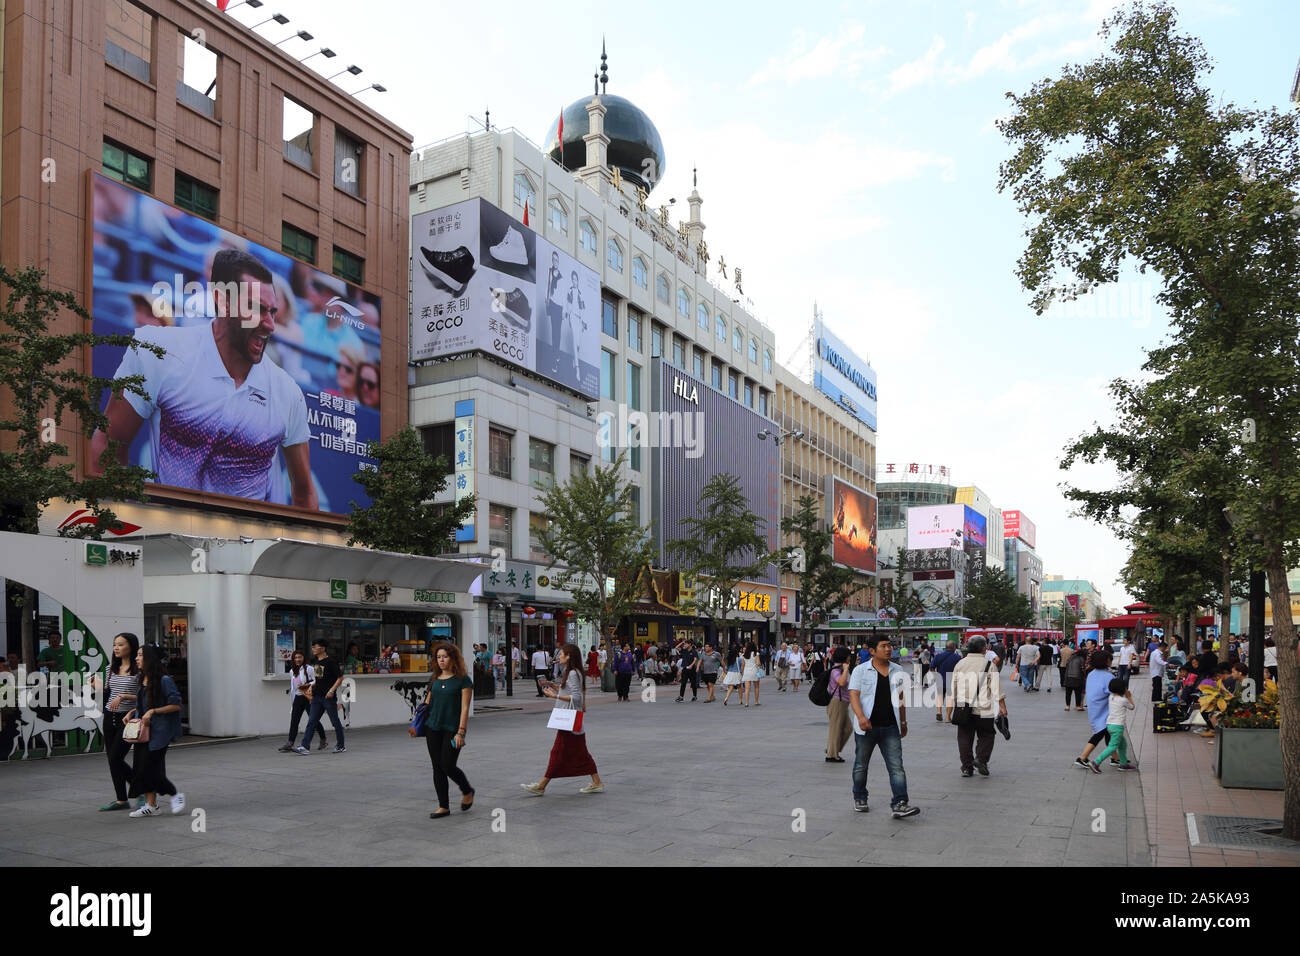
[827,477,877,574]
[907,503,985,551]
[88,173,381,514]
[813,317,877,430]
[410,198,599,399]
[1003,509,1037,548]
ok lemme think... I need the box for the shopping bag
[546,708,584,733]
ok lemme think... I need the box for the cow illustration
[7,696,102,760]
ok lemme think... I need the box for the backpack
[809,665,836,707]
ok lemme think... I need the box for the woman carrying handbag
[93,632,140,811]
[411,642,474,819]
[520,643,604,795]
[124,644,184,817]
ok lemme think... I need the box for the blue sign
[813,319,877,430]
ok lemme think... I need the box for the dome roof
[543,94,666,194]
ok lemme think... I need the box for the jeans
[851,724,908,809]
[425,730,472,810]
[1093,724,1128,764]
[678,669,699,699]
[103,712,133,802]
[302,695,345,749]
[1117,664,1130,685]
[957,716,995,772]
[1020,664,1036,689]
[287,694,327,747]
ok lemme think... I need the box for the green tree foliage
[782,494,864,644]
[999,0,1300,836]
[345,425,475,556]
[880,548,929,629]
[667,473,772,647]
[535,451,656,645]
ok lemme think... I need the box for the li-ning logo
[49,886,151,936]
[324,295,367,330]
[818,338,877,400]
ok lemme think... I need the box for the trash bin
[600,663,615,693]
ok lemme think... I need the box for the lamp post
[757,426,802,649]
[497,592,520,698]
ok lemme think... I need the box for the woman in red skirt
[521,643,605,795]
[586,646,600,680]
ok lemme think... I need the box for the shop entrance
[145,606,191,732]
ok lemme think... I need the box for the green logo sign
[330,578,348,600]
[85,542,108,566]
[414,589,456,604]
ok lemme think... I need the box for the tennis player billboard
[86,172,383,515]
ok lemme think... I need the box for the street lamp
[251,13,290,29]
[301,47,336,64]
[275,29,313,46]
[326,64,363,81]
[352,83,387,96]
[496,592,520,698]
[757,426,802,649]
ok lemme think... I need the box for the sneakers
[128,804,160,818]
[961,768,974,777]
[291,745,310,755]
[1073,757,1089,769]
[853,799,870,813]
[520,782,546,796]
[317,738,329,751]
[1088,760,1103,775]
[891,803,921,819]
[489,227,528,266]
[675,697,684,703]
[493,287,532,331]
[578,783,605,794]
[333,746,346,754]
[277,743,293,753]
[99,801,130,812]
[418,245,476,294]
[975,760,989,776]
[170,793,185,815]
[1115,763,1139,772]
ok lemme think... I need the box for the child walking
[1091,677,1138,772]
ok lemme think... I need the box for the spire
[693,166,697,189]
[600,37,609,93]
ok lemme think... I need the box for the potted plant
[1207,679,1282,790]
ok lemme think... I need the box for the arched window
[697,302,709,329]
[733,327,742,352]
[513,172,536,219]
[764,348,773,373]
[678,289,690,318]
[656,273,670,303]
[750,337,759,363]
[606,238,624,273]
[548,197,568,235]
[579,220,597,255]
[716,315,726,342]
[631,256,648,289]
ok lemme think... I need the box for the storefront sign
[85,542,107,566]
[454,399,476,543]
[361,581,392,604]
[737,590,771,613]
[414,589,457,604]
[329,578,348,600]
[780,595,789,615]
[84,542,140,567]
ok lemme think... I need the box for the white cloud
[888,36,947,95]
[747,23,890,87]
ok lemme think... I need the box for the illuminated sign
[813,317,877,429]
[737,591,772,613]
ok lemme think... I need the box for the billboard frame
[824,474,878,577]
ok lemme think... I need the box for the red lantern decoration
[522,606,536,617]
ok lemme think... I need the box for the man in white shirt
[511,643,521,678]
[948,637,1008,776]
[1117,637,1137,686]
[531,647,550,696]
[1016,639,1041,691]
[1147,641,1166,703]
[775,643,790,691]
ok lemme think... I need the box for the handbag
[410,701,429,738]
[123,718,150,743]
[950,661,991,727]
[546,676,585,733]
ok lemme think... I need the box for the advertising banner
[907,503,966,551]
[453,398,476,543]
[827,476,877,574]
[410,198,599,398]
[813,317,877,430]
[1003,509,1037,548]
[963,506,987,549]
[88,173,381,515]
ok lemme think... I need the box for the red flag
[523,201,530,227]
[217,0,231,9]
[558,109,564,144]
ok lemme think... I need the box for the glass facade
[876,482,957,530]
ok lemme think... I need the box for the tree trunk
[1264,559,1299,841]
[1220,554,1232,662]
[20,584,36,669]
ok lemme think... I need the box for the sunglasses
[340,364,356,374]
[360,378,379,389]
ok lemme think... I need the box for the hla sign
[672,376,699,405]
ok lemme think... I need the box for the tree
[0,265,163,666]
[880,548,929,631]
[782,494,865,647]
[667,473,771,649]
[345,425,475,556]
[999,0,1300,836]
[964,563,1034,628]
[535,451,656,648]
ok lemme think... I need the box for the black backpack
[809,667,835,706]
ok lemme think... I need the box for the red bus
[963,627,1063,661]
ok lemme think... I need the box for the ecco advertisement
[410,198,599,398]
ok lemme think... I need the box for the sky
[213,0,1298,614]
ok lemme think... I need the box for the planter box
[1213,727,1283,790]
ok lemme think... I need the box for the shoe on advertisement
[419,245,476,293]
[489,227,529,266]
[891,804,920,819]
[495,287,532,332]
[170,793,186,815]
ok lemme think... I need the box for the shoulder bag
[950,661,991,727]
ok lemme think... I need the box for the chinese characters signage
[454,399,475,542]
[880,463,951,481]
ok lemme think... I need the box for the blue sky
[217,0,1298,613]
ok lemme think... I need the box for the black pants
[287,695,327,746]
[957,717,995,772]
[1152,676,1163,703]
[615,672,632,700]
[678,669,698,699]
[1058,666,1067,689]
[425,730,472,810]
[1063,685,1083,707]
[1087,727,1111,748]
[103,712,133,802]
[128,743,176,798]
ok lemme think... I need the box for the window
[693,352,705,379]
[606,238,624,273]
[716,315,726,343]
[672,336,685,368]
[745,381,754,407]
[513,172,536,220]
[697,303,709,330]
[601,349,616,400]
[489,505,513,559]
[601,298,618,339]
[177,32,216,117]
[333,248,364,285]
[629,485,641,521]
[529,438,555,491]
[548,198,568,235]
[733,327,742,352]
[282,223,316,264]
[283,97,315,171]
[627,309,642,352]
[601,440,616,464]
[651,324,664,358]
[627,362,641,411]
[728,372,738,399]
[489,428,512,479]
[106,0,151,83]
[760,391,769,416]
[174,172,217,220]
[529,513,550,563]
[712,361,722,390]
[656,274,671,304]
[678,289,690,318]
[570,454,589,478]
[764,348,773,373]
[750,337,759,363]
[420,423,455,466]
[102,140,152,191]
[632,256,648,289]
[579,220,598,255]
[334,128,363,196]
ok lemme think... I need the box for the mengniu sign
[85,543,108,566]
[415,589,457,604]
[329,578,348,600]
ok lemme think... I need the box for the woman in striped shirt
[93,632,140,811]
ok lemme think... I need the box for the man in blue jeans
[848,635,920,819]
[294,639,346,754]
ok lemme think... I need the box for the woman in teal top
[414,642,474,819]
